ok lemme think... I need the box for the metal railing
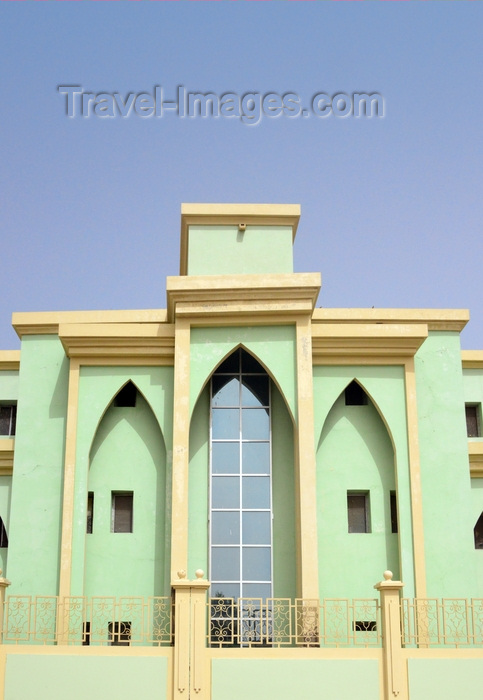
[208,597,381,648]
[3,595,173,646]
[401,598,483,647]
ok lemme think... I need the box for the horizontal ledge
[462,351,483,369]
[0,351,20,370]
[12,310,168,338]
[313,308,469,333]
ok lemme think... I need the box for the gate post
[374,571,408,700]
[172,569,210,700]
[0,571,10,643]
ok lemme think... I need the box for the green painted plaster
[190,326,297,422]
[83,392,167,598]
[211,658,380,700]
[316,390,399,599]
[415,332,477,597]
[0,371,19,402]
[7,336,69,595]
[408,658,483,700]
[4,653,169,700]
[187,225,294,276]
[470,478,483,590]
[72,367,174,598]
[313,365,413,597]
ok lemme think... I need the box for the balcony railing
[401,597,483,648]
[3,596,173,646]
[208,597,381,648]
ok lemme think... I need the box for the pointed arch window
[210,348,273,601]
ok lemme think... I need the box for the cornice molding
[462,351,483,369]
[166,272,321,322]
[312,323,428,363]
[180,203,300,275]
[312,308,469,333]
[0,439,14,474]
[59,323,175,364]
[12,309,168,339]
[469,441,483,478]
[0,351,20,371]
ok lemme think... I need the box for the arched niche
[84,382,168,598]
[316,379,400,599]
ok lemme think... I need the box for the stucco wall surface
[408,658,483,700]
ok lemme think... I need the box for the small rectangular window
[347,492,370,533]
[466,404,481,437]
[390,491,398,534]
[86,492,94,534]
[0,405,17,437]
[109,621,131,646]
[0,518,8,548]
[111,492,133,533]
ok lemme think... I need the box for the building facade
[0,204,482,699]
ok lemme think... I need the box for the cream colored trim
[469,441,483,477]
[404,358,426,597]
[312,323,428,361]
[0,440,14,475]
[462,350,483,369]
[180,203,300,275]
[58,323,175,363]
[167,273,321,322]
[313,308,469,333]
[58,360,80,601]
[0,351,20,371]
[170,319,191,579]
[295,317,319,599]
[208,647,383,659]
[12,309,168,338]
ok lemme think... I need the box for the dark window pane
[241,376,269,407]
[345,382,367,406]
[241,350,264,374]
[109,621,131,646]
[112,492,133,533]
[86,492,94,534]
[390,491,398,534]
[0,518,8,548]
[347,492,370,533]
[475,512,483,549]
[466,405,480,437]
[217,352,240,374]
[212,442,240,474]
[115,382,137,407]
[0,406,16,437]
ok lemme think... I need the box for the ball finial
[195,569,204,579]
[383,570,393,581]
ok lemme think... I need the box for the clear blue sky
[1,2,482,349]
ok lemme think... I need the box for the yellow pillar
[172,570,211,700]
[295,317,319,599]
[374,571,408,700]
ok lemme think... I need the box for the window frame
[111,491,134,533]
[465,403,481,438]
[347,491,371,534]
[0,404,17,437]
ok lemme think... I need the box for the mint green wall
[316,390,399,599]
[4,654,169,700]
[72,366,174,597]
[415,332,477,597]
[84,392,166,598]
[0,371,19,402]
[187,225,294,275]
[0,476,12,573]
[313,366,413,598]
[7,336,69,595]
[212,658,379,700]
[408,658,483,700]
[188,334,296,598]
[190,326,297,421]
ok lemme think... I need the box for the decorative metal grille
[3,595,173,646]
[208,597,381,648]
[401,598,483,647]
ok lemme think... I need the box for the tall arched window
[210,348,272,601]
